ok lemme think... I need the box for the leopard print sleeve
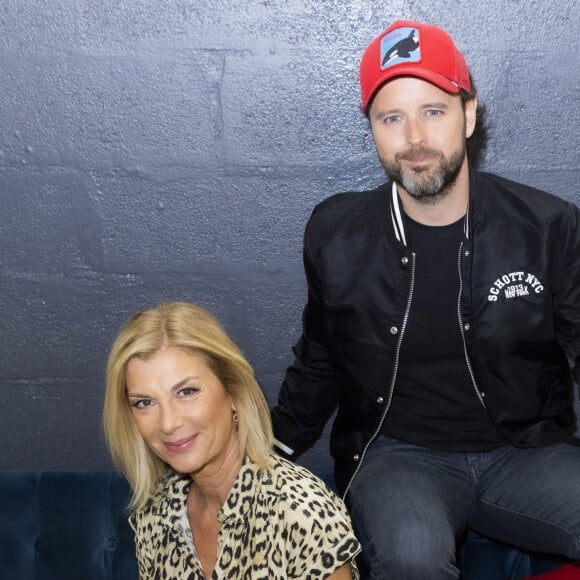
[276,459,361,579]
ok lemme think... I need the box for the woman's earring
[232,410,239,427]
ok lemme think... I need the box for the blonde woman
[104,301,360,579]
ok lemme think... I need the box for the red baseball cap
[360,20,471,114]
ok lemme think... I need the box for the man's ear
[465,97,477,139]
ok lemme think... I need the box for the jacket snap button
[401,256,409,265]
[389,326,398,335]
[464,250,470,257]
[353,454,360,462]
[464,323,471,331]
[377,396,384,404]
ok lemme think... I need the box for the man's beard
[379,143,466,204]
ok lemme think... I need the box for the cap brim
[364,68,461,114]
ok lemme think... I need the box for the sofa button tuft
[34,537,47,554]
[106,538,118,551]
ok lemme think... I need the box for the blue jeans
[347,435,580,580]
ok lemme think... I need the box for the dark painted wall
[1,0,578,471]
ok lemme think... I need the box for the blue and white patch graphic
[380,27,420,69]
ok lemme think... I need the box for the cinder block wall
[0,0,578,470]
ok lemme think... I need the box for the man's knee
[358,521,459,580]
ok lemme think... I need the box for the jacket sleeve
[271,209,338,458]
[552,201,580,386]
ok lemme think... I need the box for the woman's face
[125,347,239,478]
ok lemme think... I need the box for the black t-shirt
[381,213,504,451]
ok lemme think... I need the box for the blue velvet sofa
[0,471,137,580]
[0,469,568,580]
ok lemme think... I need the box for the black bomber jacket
[271,170,580,496]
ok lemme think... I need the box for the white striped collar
[389,181,469,246]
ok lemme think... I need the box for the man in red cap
[271,20,580,579]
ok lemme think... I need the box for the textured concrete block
[0,52,223,169]
[0,168,92,273]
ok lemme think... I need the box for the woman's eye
[179,387,199,397]
[131,399,153,409]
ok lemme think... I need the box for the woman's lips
[163,434,197,452]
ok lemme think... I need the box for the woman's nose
[159,404,184,434]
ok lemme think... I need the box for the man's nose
[407,118,426,147]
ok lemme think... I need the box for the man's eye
[426,109,443,117]
[383,115,401,124]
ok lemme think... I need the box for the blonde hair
[103,301,273,512]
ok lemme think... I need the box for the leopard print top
[130,454,360,579]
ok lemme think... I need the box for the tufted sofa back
[0,471,138,580]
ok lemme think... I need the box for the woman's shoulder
[270,454,327,485]
[266,455,347,513]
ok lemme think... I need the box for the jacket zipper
[457,242,486,408]
[342,252,416,499]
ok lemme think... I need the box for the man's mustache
[396,148,443,161]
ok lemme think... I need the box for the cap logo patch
[380,27,420,69]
